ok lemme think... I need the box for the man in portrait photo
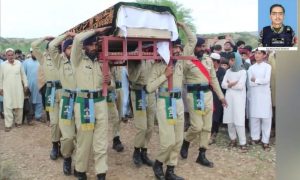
[259,4,297,47]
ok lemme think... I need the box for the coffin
[65,2,178,41]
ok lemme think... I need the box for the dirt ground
[0,117,275,180]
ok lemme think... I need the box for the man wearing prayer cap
[209,53,226,145]
[22,45,44,125]
[0,48,28,132]
[210,52,221,61]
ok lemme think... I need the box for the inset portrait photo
[258,0,298,50]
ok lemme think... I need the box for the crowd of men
[0,21,275,180]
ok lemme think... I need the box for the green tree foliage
[0,37,36,54]
[136,0,196,43]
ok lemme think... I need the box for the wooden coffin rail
[98,36,194,96]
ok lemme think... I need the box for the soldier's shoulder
[151,60,164,68]
[284,25,293,30]
[203,56,213,64]
[284,25,295,34]
[261,26,271,35]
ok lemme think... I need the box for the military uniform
[71,30,108,178]
[147,60,184,180]
[180,29,225,168]
[108,66,124,152]
[259,25,295,47]
[31,38,61,160]
[49,34,77,175]
[128,59,156,167]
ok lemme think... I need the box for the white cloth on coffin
[116,5,178,64]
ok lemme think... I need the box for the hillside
[0,37,37,54]
[200,31,259,49]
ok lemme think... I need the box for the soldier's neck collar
[271,24,284,33]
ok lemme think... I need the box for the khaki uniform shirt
[71,30,103,90]
[49,34,76,90]
[128,60,154,89]
[181,24,224,100]
[31,38,59,81]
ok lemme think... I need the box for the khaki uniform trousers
[74,99,108,174]
[185,91,213,149]
[59,93,76,158]
[4,107,23,127]
[131,90,156,148]
[108,100,120,138]
[156,97,184,166]
[110,88,123,137]
[49,90,61,142]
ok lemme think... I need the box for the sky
[0,0,258,38]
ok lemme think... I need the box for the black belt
[46,81,62,89]
[115,82,122,89]
[187,84,210,92]
[130,86,148,93]
[62,89,77,98]
[77,90,103,99]
[159,92,181,99]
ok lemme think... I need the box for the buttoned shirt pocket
[63,63,74,77]
[46,60,56,71]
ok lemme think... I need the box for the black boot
[112,136,124,152]
[165,166,184,180]
[50,142,59,160]
[97,173,106,180]
[141,148,154,166]
[180,140,190,159]
[77,171,87,180]
[153,160,165,180]
[63,157,72,175]
[132,147,142,167]
[196,148,214,168]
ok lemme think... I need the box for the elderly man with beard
[71,27,111,180]
[0,48,28,132]
[22,50,44,124]
[180,36,227,168]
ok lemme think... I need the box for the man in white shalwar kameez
[248,49,272,151]
[0,48,28,132]
[222,52,247,152]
